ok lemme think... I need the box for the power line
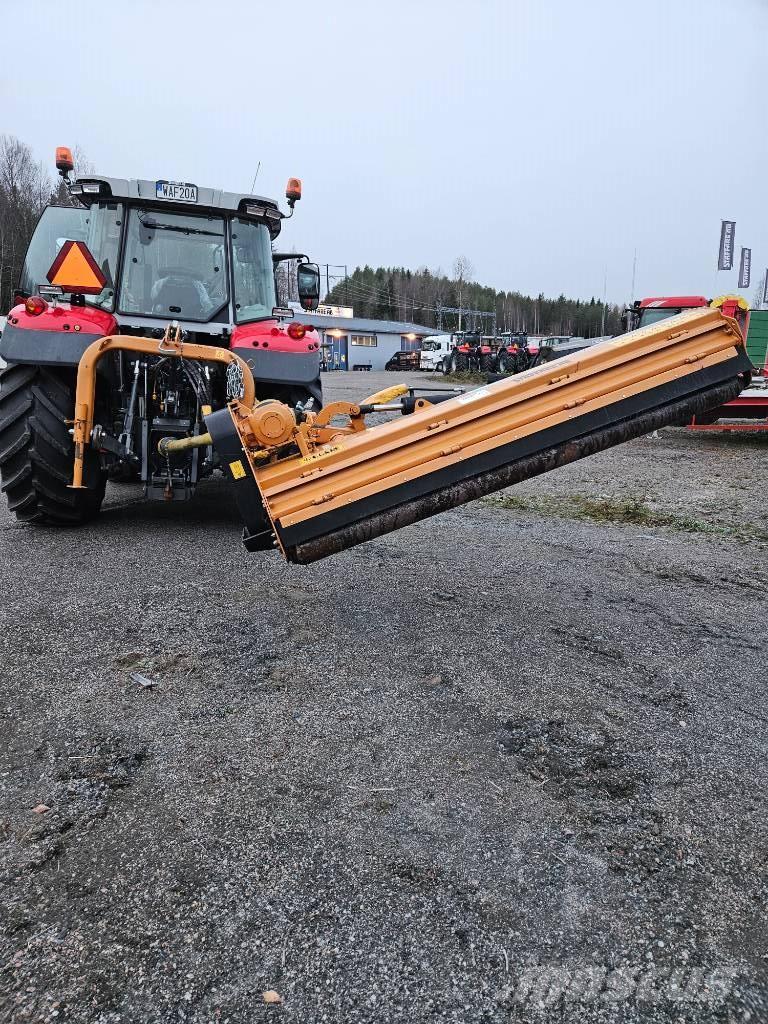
[320,269,620,335]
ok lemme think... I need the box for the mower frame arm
[70,333,255,489]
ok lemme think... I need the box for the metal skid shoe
[205,407,276,550]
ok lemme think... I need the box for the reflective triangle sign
[46,240,106,294]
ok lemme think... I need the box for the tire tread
[0,364,105,525]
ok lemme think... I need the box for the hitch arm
[70,332,254,489]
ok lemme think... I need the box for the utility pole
[630,248,637,303]
[320,264,347,305]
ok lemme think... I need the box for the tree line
[325,261,624,337]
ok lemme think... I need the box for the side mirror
[297,262,320,311]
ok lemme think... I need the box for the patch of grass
[424,371,487,385]
[484,492,768,544]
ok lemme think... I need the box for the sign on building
[315,304,354,318]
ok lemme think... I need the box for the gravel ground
[1,370,767,1023]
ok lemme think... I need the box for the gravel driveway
[1,370,766,1023]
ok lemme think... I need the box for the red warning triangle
[46,240,106,294]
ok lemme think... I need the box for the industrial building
[292,308,436,371]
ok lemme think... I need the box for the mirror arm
[272,253,310,264]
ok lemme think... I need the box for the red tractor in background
[446,331,496,374]
[625,295,749,336]
[496,331,534,373]
[625,294,767,428]
[446,330,534,375]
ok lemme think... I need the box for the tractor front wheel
[0,364,106,525]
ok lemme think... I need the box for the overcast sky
[4,0,767,306]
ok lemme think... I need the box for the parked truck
[419,334,453,373]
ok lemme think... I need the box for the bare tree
[0,135,53,312]
[72,145,95,179]
[452,255,474,330]
[274,253,300,306]
[0,137,98,310]
[753,272,766,310]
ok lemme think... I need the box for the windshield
[422,340,443,351]
[19,203,122,311]
[119,209,228,322]
[231,219,277,322]
[639,307,681,328]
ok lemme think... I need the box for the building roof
[297,311,436,336]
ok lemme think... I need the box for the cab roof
[72,176,284,237]
[638,296,708,308]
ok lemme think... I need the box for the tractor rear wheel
[479,352,495,374]
[498,350,515,374]
[0,364,106,525]
[454,352,469,373]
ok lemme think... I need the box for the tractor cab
[15,175,320,339]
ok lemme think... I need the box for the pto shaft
[157,433,213,456]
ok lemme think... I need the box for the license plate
[155,180,198,203]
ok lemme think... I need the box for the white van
[419,334,453,372]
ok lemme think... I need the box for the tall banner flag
[738,247,751,289]
[718,220,736,270]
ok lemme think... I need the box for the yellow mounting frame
[70,325,254,488]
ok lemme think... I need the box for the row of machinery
[419,332,535,375]
[0,150,756,558]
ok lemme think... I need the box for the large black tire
[0,364,106,525]
[479,352,495,374]
[454,351,469,373]
[498,350,515,374]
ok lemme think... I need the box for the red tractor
[496,331,533,373]
[0,148,323,525]
[446,331,497,374]
[625,294,767,428]
[625,295,749,335]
